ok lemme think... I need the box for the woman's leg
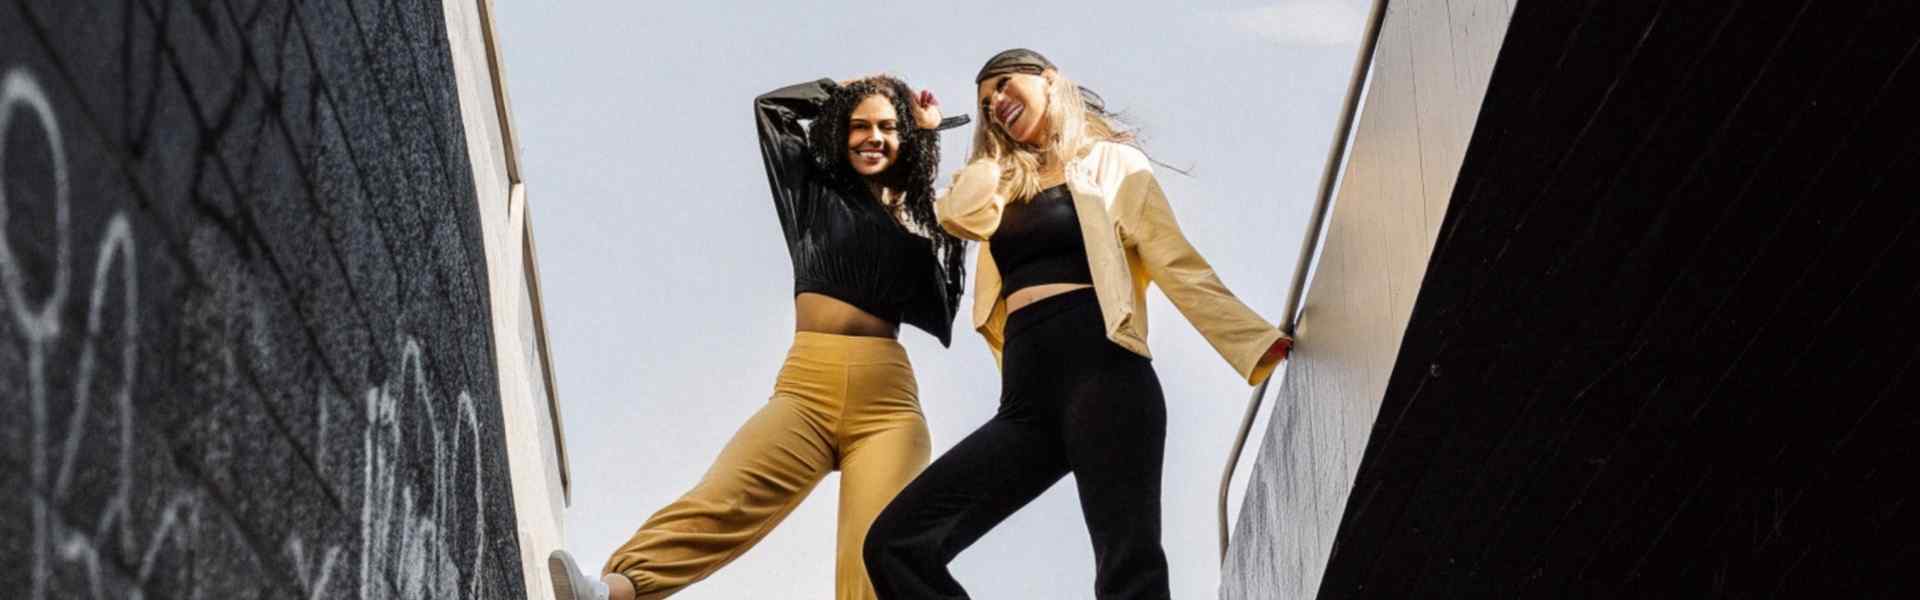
[1061,353,1171,600]
[862,408,1068,600]
[834,364,932,600]
[600,389,838,599]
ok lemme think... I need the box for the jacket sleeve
[755,79,836,246]
[1119,166,1290,385]
[902,256,959,347]
[934,160,1009,241]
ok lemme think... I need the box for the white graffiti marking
[288,536,343,600]
[4,66,198,600]
[4,65,498,598]
[0,67,70,340]
[360,338,490,599]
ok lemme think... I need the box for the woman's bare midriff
[795,292,900,338]
[1005,283,1094,314]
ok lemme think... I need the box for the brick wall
[1,1,524,597]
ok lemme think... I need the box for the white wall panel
[1221,2,1513,597]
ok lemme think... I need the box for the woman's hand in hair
[911,89,943,130]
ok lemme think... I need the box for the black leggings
[864,289,1170,599]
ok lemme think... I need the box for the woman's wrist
[912,89,943,130]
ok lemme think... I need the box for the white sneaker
[547,550,608,600]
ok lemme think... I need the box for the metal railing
[1217,0,1392,562]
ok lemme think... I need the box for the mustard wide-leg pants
[602,332,932,600]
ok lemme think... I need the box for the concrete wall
[1221,1,1513,597]
[0,0,557,597]
[442,0,571,596]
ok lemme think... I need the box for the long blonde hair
[968,70,1133,202]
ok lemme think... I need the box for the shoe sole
[547,551,582,600]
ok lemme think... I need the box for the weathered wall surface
[1221,1,1513,598]
[1,1,524,598]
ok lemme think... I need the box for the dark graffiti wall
[1,0,524,598]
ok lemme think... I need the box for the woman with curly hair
[862,49,1292,600]
[545,74,969,600]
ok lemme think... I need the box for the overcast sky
[494,1,1367,597]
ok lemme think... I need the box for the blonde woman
[862,49,1292,600]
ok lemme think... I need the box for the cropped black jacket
[754,78,963,345]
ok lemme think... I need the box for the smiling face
[846,94,902,177]
[977,70,1052,145]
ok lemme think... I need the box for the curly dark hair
[807,76,968,312]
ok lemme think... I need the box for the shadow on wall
[2,1,523,597]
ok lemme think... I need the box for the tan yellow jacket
[936,141,1287,385]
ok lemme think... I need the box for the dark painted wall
[1,1,523,598]
[1316,0,1920,596]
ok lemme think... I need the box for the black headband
[973,48,1111,116]
[975,48,1056,83]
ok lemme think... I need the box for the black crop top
[990,184,1094,294]
[754,79,961,345]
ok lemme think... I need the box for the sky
[493,1,1367,597]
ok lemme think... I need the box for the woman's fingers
[908,90,941,129]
